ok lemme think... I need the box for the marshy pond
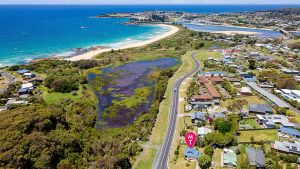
[88,58,178,129]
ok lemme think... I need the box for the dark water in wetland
[88,58,178,129]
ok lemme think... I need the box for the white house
[198,127,212,137]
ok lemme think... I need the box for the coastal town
[0,6,300,169]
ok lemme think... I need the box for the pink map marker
[185,132,197,148]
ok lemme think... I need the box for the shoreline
[213,30,260,35]
[66,24,179,61]
[189,22,276,31]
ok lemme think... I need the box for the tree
[265,158,281,169]
[198,154,212,169]
[248,59,256,70]
[241,157,255,169]
[203,145,214,157]
[194,42,205,50]
[276,76,297,89]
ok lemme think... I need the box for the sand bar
[66,24,179,61]
[213,30,260,35]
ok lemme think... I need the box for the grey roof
[245,147,265,168]
[191,112,206,121]
[256,114,295,128]
[273,141,300,155]
[246,82,290,108]
[249,104,273,114]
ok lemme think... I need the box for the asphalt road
[0,72,16,94]
[153,52,200,169]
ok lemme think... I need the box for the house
[184,147,201,159]
[243,76,257,83]
[205,82,221,99]
[256,114,295,128]
[209,112,226,120]
[29,77,43,84]
[190,95,214,108]
[23,73,36,79]
[198,127,212,137]
[279,126,300,138]
[16,69,30,74]
[18,88,30,95]
[5,99,28,109]
[281,68,299,75]
[198,76,223,84]
[240,87,252,96]
[199,71,225,77]
[271,141,300,155]
[21,83,34,89]
[222,149,237,167]
[245,147,265,168]
[249,104,273,115]
[278,89,300,103]
[191,112,206,123]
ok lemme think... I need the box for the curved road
[0,72,16,94]
[153,52,200,169]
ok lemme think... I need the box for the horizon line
[0,4,300,5]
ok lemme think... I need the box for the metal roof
[184,147,201,159]
[280,126,300,137]
[246,82,290,108]
[245,147,265,168]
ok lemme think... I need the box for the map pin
[185,132,197,148]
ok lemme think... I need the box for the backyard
[238,129,278,142]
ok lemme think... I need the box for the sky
[0,0,299,4]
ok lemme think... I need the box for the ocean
[0,5,299,66]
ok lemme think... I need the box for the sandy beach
[213,30,260,35]
[66,24,179,61]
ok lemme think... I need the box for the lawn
[194,50,222,64]
[40,85,83,104]
[169,145,197,169]
[240,118,260,129]
[135,148,158,169]
[286,110,300,124]
[238,129,278,142]
[221,95,265,108]
[213,148,222,169]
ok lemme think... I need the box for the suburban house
[271,141,300,155]
[256,114,295,128]
[18,83,34,95]
[5,99,28,109]
[276,89,300,103]
[279,126,300,138]
[16,69,30,74]
[209,112,226,120]
[222,149,237,167]
[23,73,36,79]
[191,112,206,123]
[198,76,223,84]
[249,104,273,115]
[281,68,299,75]
[199,71,225,77]
[245,147,265,168]
[191,76,222,107]
[184,147,201,160]
[240,87,252,96]
[197,126,212,137]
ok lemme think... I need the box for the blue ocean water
[0,5,299,66]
